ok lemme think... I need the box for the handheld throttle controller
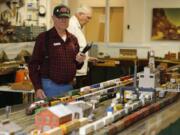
[81,42,93,55]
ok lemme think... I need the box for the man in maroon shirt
[28,4,86,99]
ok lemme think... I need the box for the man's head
[52,4,70,30]
[75,5,92,28]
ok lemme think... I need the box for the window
[45,116,50,124]
[74,112,80,119]
[37,116,42,123]
[52,116,57,124]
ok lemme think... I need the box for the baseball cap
[53,4,70,18]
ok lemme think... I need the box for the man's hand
[35,89,46,99]
[76,53,86,63]
[88,57,98,63]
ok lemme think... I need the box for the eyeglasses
[82,13,92,20]
[86,15,92,20]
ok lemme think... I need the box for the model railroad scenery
[12,64,178,135]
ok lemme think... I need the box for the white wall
[98,0,180,59]
[73,0,124,7]
[0,0,179,59]
[123,0,145,43]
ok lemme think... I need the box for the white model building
[67,101,93,119]
[138,67,156,88]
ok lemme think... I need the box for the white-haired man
[68,5,97,88]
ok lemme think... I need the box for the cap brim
[56,14,70,18]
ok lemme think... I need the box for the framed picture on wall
[151,8,180,40]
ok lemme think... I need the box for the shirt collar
[51,27,72,40]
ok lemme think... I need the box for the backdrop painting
[152,8,180,40]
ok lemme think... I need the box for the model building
[35,104,72,132]
[67,101,93,118]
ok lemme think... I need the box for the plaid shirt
[28,27,83,90]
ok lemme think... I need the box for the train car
[124,104,133,114]
[140,106,150,118]
[60,119,80,134]
[103,115,114,126]
[123,115,132,127]
[49,99,61,106]
[68,89,80,96]
[159,99,166,109]
[130,102,139,111]
[113,110,126,122]
[42,127,62,135]
[106,124,117,135]
[162,98,170,106]
[26,100,49,115]
[120,75,131,81]
[113,120,125,133]
[145,104,155,115]
[132,110,144,121]
[94,128,108,135]
[79,123,94,135]
[93,119,105,131]
[94,92,179,135]
[71,95,80,100]
[123,111,142,127]
[102,80,116,88]
[152,102,160,112]
[99,94,109,102]
[90,83,101,89]
[76,96,85,101]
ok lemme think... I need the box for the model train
[26,76,133,115]
[40,93,179,135]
